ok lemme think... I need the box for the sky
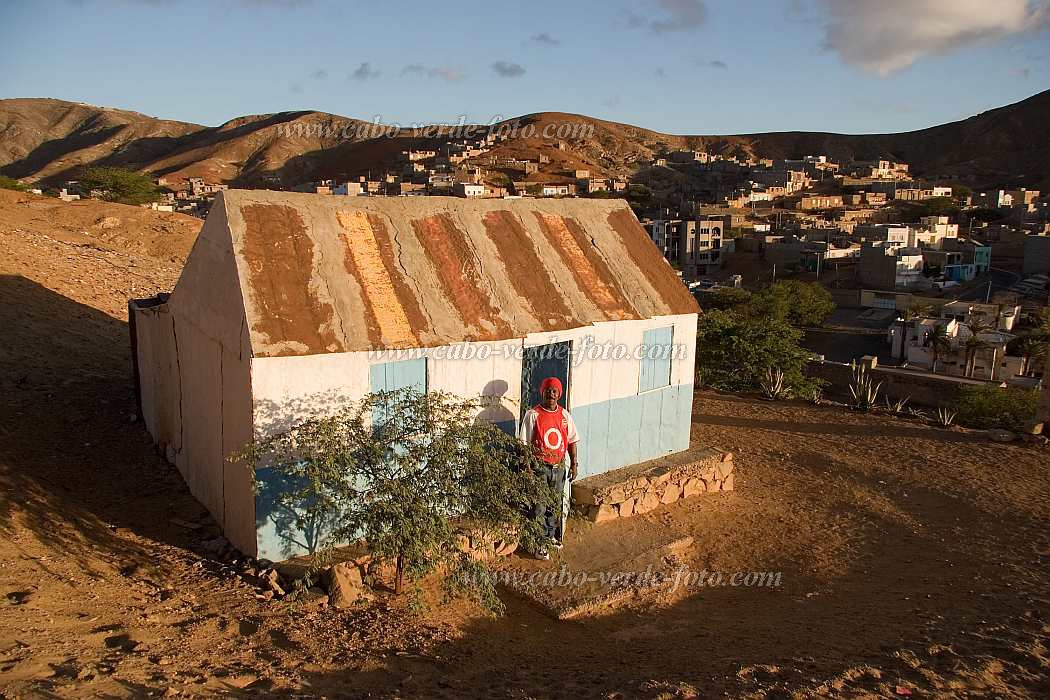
[0,0,1048,135]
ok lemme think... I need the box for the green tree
[697,287,752,312]
[0,175,28,192]
[750,280,835,328]
[79,166,161,205]
[696,308,817,395]
[239,389,554,613]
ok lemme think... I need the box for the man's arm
[565,411,580,480]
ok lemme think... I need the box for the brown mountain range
[2,90,1048,192]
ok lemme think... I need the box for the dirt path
[1,193,1048,698]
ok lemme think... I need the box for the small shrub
[238,389,555,614]
[0,175,28,192]
[848,363,882,412]
[935,407,957,428]
[952,385,1039,432]
[759,367,788,400]
[884,396,910,414]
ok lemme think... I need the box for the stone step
[571,444,734,522]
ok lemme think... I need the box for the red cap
[539,376,563,398]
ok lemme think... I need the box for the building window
[639,326,673,393]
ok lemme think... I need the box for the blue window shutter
[639,327,673,393]
[370,358,427,428]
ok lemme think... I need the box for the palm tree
[927,324,952,373]
[963,320,992,378]
[1010,335,1047,377]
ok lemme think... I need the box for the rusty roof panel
[218,191,699,357]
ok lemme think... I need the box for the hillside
[1,90,1048,192]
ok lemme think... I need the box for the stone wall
[805,359,993,408]
[572,446,734,522]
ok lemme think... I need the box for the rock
[493,539,519,557]
[324,562,374,609]
[618,497,636,518]
[681,478,702,498]
[650,468,674,486]
[635,491,661,515]
[660,483,682,504]
[987,429,1017,443]
[591,503,618,523]
[605,485,627,504]
[201,536,230,558]
[261,569,286,596]
[721,473,735,491]
[1023,420,1044,436]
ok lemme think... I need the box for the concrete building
[130,192,700,560]
[799,195,843,210]
[854,224,911,248]
[941,238,991,275]
[332,182,364,196]
[453,182,485,198]
[859,242,926,289]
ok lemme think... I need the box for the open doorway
[520,341,572,421]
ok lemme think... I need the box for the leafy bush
[697,287,752,312]
[0,175,28,192]
[79,166,161,205]
[750,280,835,328]
[952,385,1039,432]
[239,389,555,613]
[696,309,817,395]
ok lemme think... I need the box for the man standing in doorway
[519,376,579,559]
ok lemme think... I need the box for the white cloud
[401,64,464,82]
[624,0,707,33]
[820,0,1049,75]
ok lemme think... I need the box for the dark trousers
[533,460,566,541]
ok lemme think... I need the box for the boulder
[681,477,703,498]
[323,562,374,609]
[663,483,683,503]
[618,498,636,518]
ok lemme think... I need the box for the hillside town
[19,138,1050,398]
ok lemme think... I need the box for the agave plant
[759,367,788,401]
[805,385,824,405]
[848,363,882,412]
[884,395,910,414]
[935,407,957,428]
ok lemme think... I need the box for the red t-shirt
[519,404,579,464]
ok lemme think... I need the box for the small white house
[131,191,700,559]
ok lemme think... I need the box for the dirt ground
[1,193,1049,698]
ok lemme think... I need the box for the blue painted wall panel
[639,391,664,458]
[659,385,680,454]
[581,400,610,477]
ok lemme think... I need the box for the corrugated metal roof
[217,190,698,357]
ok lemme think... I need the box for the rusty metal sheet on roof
[217,190,698,357]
